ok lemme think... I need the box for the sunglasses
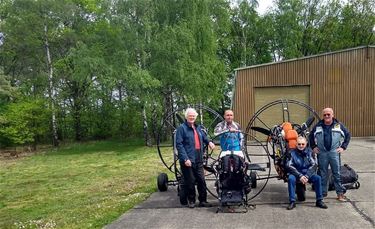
[323,114,331,117]
[297,143,306,146]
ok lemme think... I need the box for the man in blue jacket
[309,108,351,201]
[286,136,328,210]
[176,108,215,208]
[214,109,244,151]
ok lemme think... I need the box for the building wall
[233,46,375,137]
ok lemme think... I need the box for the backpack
[282,122,298,149]
[328,164,360,191]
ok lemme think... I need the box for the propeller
[176,113,185,124]
[297,116,315,134]
[250,126,271,136]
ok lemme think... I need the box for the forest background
[0,0,374,149]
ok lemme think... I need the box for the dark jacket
[176,121,211,164]
[309,118,351,151]
[286,148,317,179]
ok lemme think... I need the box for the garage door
[253,86,310,140]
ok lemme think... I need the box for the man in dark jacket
[309,108,351,201]
[176,108,215,208]
[286,136,328,210]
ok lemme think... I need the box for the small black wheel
[296,183,306,201]
[178,183,188,205]
[354,181,360,189]
[157,173,168,192]
[250,171,257,188]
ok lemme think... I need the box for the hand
[336,147,344,153]
[184,159,192,167]
[313,147,320,154]
[300,176,308,185]
[208,142,215,150]
[229,127,238,132]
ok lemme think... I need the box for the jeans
[288,174,323,202]
[180,162,207,203]
[317,150,344,195]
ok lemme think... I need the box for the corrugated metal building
[233,46,375,137]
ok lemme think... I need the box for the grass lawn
[0,140,171,229]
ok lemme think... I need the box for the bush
[0,99,50,147]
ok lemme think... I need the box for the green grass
[0,140,171,229]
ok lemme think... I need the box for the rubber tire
[296,183,306,201]
[157,173,168,192]
[250,171,257,188]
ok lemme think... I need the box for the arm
[305,149,318,178]
[176,127,188,163]
[214,122,228,136]
[340,123,351,150]
[286,152,303,178]
[200,126,215,149]
[236,123,245,149]
[308,125,317,149]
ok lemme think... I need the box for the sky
[257,0,274,15]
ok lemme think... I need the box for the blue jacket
[309,118,351,152]
[176,121,211,164]
[286,148,317,179]
[214,121,243,151]
[220,132,242,151]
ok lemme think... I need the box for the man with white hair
[309,107,351,201]
[176,108,215,208]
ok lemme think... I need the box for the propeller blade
[250,126,271,136]
[305,116,315,128]
[176,113,185,124]
[297,116,315,134]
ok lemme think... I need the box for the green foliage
[0,74,16,107]
[0,0,374,147]
[0,99,50,146]
[268,0,375,59]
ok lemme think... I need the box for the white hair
[185,108,198,118]
[297,136,307,142]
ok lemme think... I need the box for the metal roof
[235,45,375,71]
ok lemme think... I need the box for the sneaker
[198,201,212,207]
[323,193,327,197]
[286,202,296,210]
[337,194,346,201]
[188,201,195,208]
[316,200,328,209]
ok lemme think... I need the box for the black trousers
[180,161,207,203]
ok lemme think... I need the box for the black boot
[287,202,296,210]
[316,200,328,209]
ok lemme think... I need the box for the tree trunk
[150,102,158,142]
[73,104,82,141]
[44,24,59,147]
[142,104,152,146]
[70,82,84,142]
[118,83,126,137]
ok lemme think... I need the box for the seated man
[215,110,251,196]
[285,136,328,210]
[214,110,244,151]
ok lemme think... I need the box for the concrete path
[106,137,375,229]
